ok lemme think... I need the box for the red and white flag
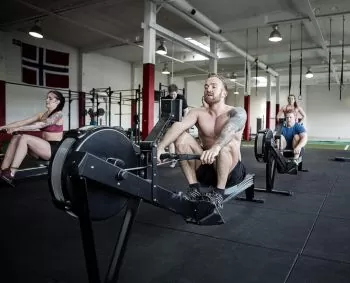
[21,43,70,88]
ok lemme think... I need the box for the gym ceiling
[1,0,350,87]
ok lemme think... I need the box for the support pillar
[0,80,5,126]
[142,0,156,140]
[266,74,271,129]
[78,92,86,127]
[243,61,251,141]
[131,99,137,127]
[243,96,250,141]
[275,76,280,117]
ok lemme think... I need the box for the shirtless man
[277,94,306,123]
[157,74,247,208]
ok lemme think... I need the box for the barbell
[83,108,106,117]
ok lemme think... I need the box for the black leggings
[48,141,60,157]
[196,161,247,188]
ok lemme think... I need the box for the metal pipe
[162,3,279,77]
[167,0,222,33]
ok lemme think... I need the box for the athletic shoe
[285,160,297,175]
[181,187,202,201]
[0,168,15,187]
[202,190,224,209]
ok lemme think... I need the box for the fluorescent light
[185,37,210,51]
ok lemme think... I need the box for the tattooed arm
[14,112,63,131]
[214,107,247,149]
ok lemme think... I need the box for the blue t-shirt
[281,123,306,149]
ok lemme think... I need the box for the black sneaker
[203,191,224,209]
[0,168,15,187]
[182,187,202,201]
[285,160,297,175]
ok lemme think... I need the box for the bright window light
[252,76,268,87]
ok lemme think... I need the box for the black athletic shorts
[196,161,246,188]
[48,141,60,157]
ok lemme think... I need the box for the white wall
[1,31,79,130]
[0,31,141,131]
[82,52,132,129]
[187,80,205,107]
[306,85,350,141]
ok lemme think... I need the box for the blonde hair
[207,73,228,93]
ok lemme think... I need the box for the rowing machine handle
[160,153,201,160]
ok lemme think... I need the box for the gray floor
[1,147,350,283]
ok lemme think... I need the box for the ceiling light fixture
[305,68,314,78]
[156,40,167,55]
[230,72,237,82]
[161,63,170,75]
[29,21,43,39]
[269,25,282,42]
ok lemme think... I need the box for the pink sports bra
[40,124,63,133]
[39,112,63,133]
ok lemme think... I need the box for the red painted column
[275,76,280,125]
[0,81,5,126]
[243,95,250,141]
[275,104,280,118]
[266,101,271,129]
[142,63,155,140]
[131,99,137,126]
[78,92,86,127]
[266,74,272,129]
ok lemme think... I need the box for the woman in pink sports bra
[277,94,306,124]
[0,90,65,184]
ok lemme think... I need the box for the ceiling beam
[162,2,279,77]
[143,22,218,59]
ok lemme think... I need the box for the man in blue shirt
[279,110,308,160]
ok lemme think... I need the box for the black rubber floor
[1,147,350,283]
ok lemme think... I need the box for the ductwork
[167,0,222,34]
[162,1,279,77]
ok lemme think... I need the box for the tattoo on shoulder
[215,107,247,148]
[227,107,247,129]
[46,112,63,125]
